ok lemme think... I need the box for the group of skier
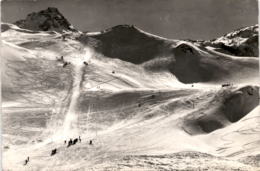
[23,36,98,166]
[56,56,71,68]
[65,136,81,148]
[57,56,89,68]
[24,136,94,165]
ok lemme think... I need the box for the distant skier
[64,140,67,144]
[69,138,73,147]
[72,138,78,145]
[83,61,88,66]
[63,62,70,68]
[89,140,93,145]
[112,71,115,74]
[51,149,57,156]
[67,138,73,147]
[24,156,29,165]
[222,83,231,87]
[79,136,81,143]
[24,159,28,166]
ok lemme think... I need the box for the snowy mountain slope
[202,25,259,57]
[78,26,258,83]
[1,8,259,171]
[77,25,176,64]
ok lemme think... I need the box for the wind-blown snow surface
[1,22,260,171]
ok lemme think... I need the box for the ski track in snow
[1,24,260,171]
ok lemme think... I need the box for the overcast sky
[1,0,258,40]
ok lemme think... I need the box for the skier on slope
[67,138,73,147]
[72,138,78,145]
[63,62,70,68]
[51,149,57,156]
[24,156,29,165]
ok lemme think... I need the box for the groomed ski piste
[1,8,260,171]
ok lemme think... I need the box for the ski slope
[1,23,260,171]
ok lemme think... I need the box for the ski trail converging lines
[49,47,93,141]
[62,47,93,139]
[62,64,83,138]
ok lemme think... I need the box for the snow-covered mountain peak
[203,24,258,57]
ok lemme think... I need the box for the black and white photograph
[1,0,260,170]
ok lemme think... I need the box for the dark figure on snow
[79,136,81,143]
[112,71,115,74]
[67,139,73,147]
[24,156,29,165]
[64,140,67,144]
[83,61,88,66]
[89,140,93,145]
[222,83,231,87]
[63,62,69,68]
[51,149,57,156]
[72,138,78,145]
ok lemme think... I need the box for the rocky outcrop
[14,7,77,33]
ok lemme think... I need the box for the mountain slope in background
[77,24,258,83]
[202,25,259,57]
[77,25,176,64]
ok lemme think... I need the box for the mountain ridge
[14,7,77,33]
[11,7,258,58]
